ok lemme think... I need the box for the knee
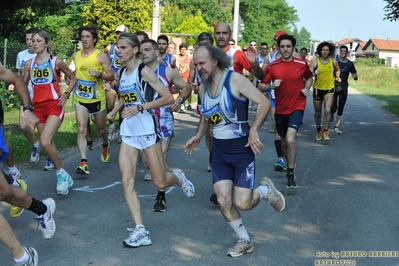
[39,139,51,151]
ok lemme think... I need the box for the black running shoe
[286,171,297,189]
[153,196,166,212]
[209,191,218,205]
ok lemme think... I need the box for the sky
[285,0,399,42]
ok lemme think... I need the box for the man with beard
[214,23,264,80]
[157,34,176,69]
[185,44,285,257]
[140,39,192,212]
[261,34,314,189]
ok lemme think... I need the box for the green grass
[349,64,399,117]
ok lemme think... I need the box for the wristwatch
[178,96,184,103]
[23,104,34,112]
[137,104,144,114]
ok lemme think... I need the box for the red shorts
[33,100,65,124]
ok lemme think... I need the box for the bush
[2,88,21,111]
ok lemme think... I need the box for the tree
[165,0,232,26]
[173,11,214,45]
[82,0,152,48]
[293,27,312,51]
[238,0,298,46]
[383,0,399,21]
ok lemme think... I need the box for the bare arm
[167,67,192,112]
[333,60,341,82]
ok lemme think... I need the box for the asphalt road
[1,88,398,266]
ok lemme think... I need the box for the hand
[58,93,69,106]
[245,130,264,154]
[301,88,310,97]
[184,136,201,155]
[274,79,282,87]
[23,110,39,131]
[103,82,112,92]
[89,68,99,77]
[121,105,139,119]
[169,99,182,112]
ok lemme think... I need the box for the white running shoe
[44,157,54,171]
[174,169,195,198]
[259,177,285,212]
[56,171,74,195]
[10,169,21,180]
[35,198,56,240]
[17,247,39,266]
[144,170,152,181]
[333,127,342,135]
[108,124,115,141]
[30,143,41,163]
[123,228,152,248]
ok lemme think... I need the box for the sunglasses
[243,49,248,52]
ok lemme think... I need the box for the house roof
[363,38,399,51]
[334,38,363,45]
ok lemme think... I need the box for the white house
[333,38,364,60]
[360,38,399,68]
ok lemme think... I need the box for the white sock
[33,141,40,148]
[8,166,18,174]
[56,168,65,175]
[135,224,145,231]
[256,185,269,199]
[228,218,250,241]
[14,248,29,264]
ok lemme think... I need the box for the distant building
[358,38,399,68]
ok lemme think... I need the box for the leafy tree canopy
[82,0,152,48]
[173,11,214,45]
[383,0,399,21]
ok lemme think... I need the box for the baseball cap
[115,25,128,33]
[274,30,286,40]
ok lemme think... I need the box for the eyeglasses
[243,49,248,52]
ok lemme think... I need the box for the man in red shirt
[261,34,313,189]
[214,23,264,80]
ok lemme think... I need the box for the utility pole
[152,0,161,40]
[232,0,239,42]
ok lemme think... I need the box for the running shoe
[118,132,122,144]
[56,171,74,195]
[10,179,28,218]
[226,238,254,257]
[174,169,195,198]
[274,158,287,172]
[43,157,54,171]
[323,131,330,141]
[207,165,212,172]
[34,198,56,240]
[316,130,322,141]
[259,177,285,212]
[108,124,115,141]
[17,247,38,266]
[123,228,152,248]
[144,170,152,181]
[333,127,342,135]
[153,196,166,212]
[209,191,218,205]
[286,171,297,189]
[75,161,90,175]
[30,143,41,163]
[186,105,192,111]
[101,141,111,162]
[87,140,94,151]
[10,169,21,180]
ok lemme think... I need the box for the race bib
[75,79,96,99]
[203,104,223,125]
[31,61,53,85]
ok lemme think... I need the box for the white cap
[115,25,128,33]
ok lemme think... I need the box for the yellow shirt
[314,57,335,90]
[73,49,105,103]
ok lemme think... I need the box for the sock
[33,141,40,148]
[287,167,295,173]
[274,138,284,158]
[102,143,109,147]
[323,129,328,132]
[81,159,87,163]
[228,218,250,241]
[135,224,145,231]
[8,166,18,174]
[256,185,269,199]
[14,248,29,264]
[317,127,321,132]
[87,140,93,145]
[28,198,47,216]
[157,190,165,198]
[56,168,65,175]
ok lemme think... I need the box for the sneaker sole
[57,177,74,195]
[227,246,254,257]
[274,165,286,172]
[123,240,152,248]
[75,168,90,175]
[260,177,286,212]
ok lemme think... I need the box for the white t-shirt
[16,49,36,76]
